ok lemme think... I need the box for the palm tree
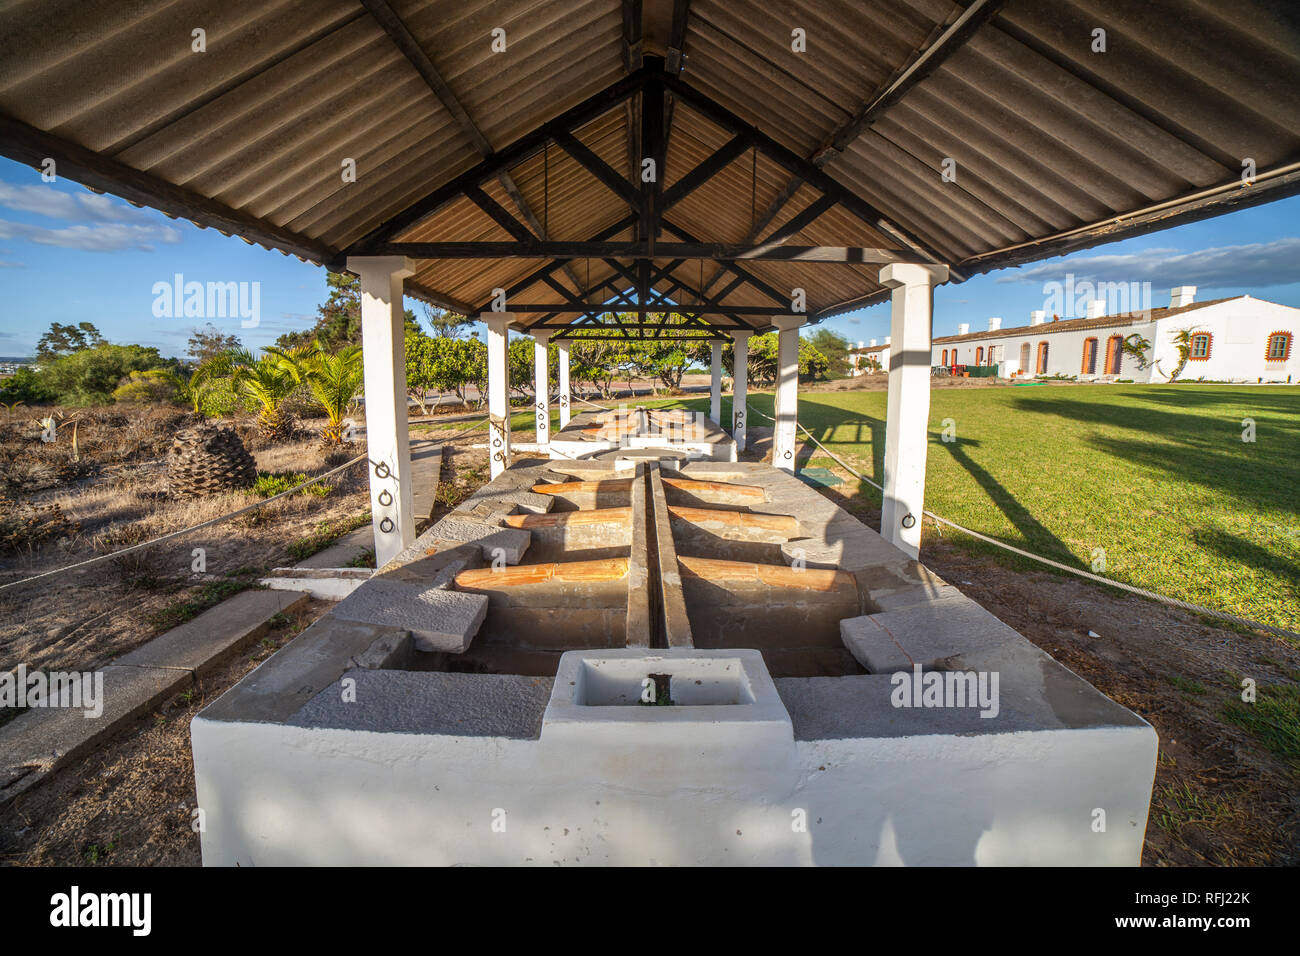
[228,346,303,438]
[299,339,363,445]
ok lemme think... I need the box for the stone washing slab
[426,517,531,565]
[288,670,553,739]
[331,578,489,653]
[840,591,1023,674]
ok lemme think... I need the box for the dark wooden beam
[621,0,643,180]
[463,182,535,242]
[660,73,948,267]
[359,0,587,298]
[661,132,753,210]
[640,72,667,248]
[823,0,1006,159]
[488,303,792,315]
[341,67,648,259]
[0,113,334,264]
[476,214,637,312]
[371,239,912,262]
[665,0,691,75]
[552,128,641,209]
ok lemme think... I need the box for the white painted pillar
[532,329,551,450]
[556,339,571,428]
[484,313,513,478]
[771,316,805,472]
[731,330,751,451]
[347,255,416,568]
[879,263,949,559]
[709,340,722,424]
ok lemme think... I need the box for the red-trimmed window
[975,346,983,365]
[1081,337,1098,374]
[1266,331,1293,361]
[1104,335,1123,374]
[1189,332,1211,360]
[941,349,948,366]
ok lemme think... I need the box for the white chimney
[857,341,864,350]
[988,317,1002,331]
[1086,299,1106,318]
[958,323,970,335]
[1170,286,1196,308]
[884,336,891,345]
[869,339,877,347]
[1030,310,1046,325]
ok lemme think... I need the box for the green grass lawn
[656,384,1297,634]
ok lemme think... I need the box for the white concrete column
[731,330,751,451]
[771,316,805,472]
[879,263,949,559]
[483,313,514,479]
[347,255,416,568]
[532,329,551,450]
[556,339,572,428]
[709,340,722,424]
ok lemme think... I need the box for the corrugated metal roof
[1,0,1296,330]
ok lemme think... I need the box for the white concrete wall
[1147,297,1298,382]
[192,713,1155,866]
[930,298,1300,383]
[935,321,1158,381]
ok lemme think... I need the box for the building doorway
[1104,335,1123,374]
[1081,337,1098,374]
[1036,341,1049,374]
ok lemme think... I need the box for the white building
[931,287,1298,383]
[850,337,889,375]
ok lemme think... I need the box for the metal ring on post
[902,513,916,529]
[373,461,391,479]
[379,517,394,534]
[377,490,393,507]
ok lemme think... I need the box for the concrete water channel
[193,447,1157,865]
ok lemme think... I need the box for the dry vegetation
[0,405,370,676]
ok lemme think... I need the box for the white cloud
[0,182,154,223]
[0,217,181,252]
[998,238,1300,290]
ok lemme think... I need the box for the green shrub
[252,471,330,498]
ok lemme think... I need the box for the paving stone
[115,589,310,675]
[331,579,488,653]
[1,664,192,807]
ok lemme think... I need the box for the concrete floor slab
[332,578,488,653]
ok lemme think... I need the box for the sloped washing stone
[331,578,488,653]
[465,489,554,515]
[840,591,1023,674]
[428,517,531,564]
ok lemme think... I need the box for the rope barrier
[743,401,1300,642]
[0,416,491,594]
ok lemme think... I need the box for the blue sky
[2,155,1299,357]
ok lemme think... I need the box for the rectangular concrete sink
[572,655,758,706]
[541,648,793,756]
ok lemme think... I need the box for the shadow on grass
[1192,527,1300,588]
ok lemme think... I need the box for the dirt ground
[1,407,1293,866]
[0,406,372,677]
